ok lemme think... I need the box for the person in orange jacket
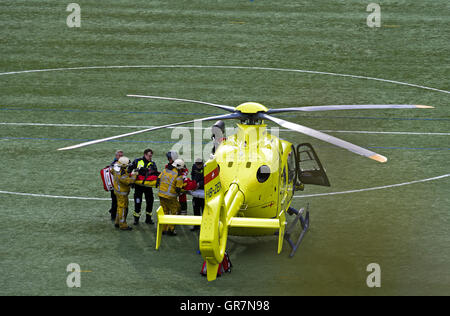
[165,151,189,215]
[157,159,185,236]
[108,150,123,221]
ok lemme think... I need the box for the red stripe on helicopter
[204,167,220,185]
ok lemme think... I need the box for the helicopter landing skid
[285,204,310,258]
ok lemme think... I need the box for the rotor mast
[235,102,268,125]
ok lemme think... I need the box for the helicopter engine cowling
[214,123,290,227]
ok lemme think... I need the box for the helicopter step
[284,204,310,258]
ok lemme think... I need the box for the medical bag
[100,166,114,191]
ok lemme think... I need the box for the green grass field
[0,0,449,296]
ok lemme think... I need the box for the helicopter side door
[295,143,331,187]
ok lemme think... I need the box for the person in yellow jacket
[157,158,185,236]
[111,156,138,231]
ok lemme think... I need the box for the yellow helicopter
[58,95,432,281]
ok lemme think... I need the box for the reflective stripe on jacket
[111,168,136,195]
[158,168,183,199]
[134,157,158,173]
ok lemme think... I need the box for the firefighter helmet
[118,157,131,168]
[166,150,179,161]
[172,159,185,170]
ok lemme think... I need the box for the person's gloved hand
[138,167,148,176]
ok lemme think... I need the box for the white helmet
[118,156,131,168]
[172,159,185,170]
[166,150,179,161]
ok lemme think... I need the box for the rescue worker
[108,150,123,221]
[157,158,185,236]
[166,150,178,164]
[111,156,137,231]
[190,158,205,231]
[131,149,158,225]
[211,120,226,154]
[165,151,188,215]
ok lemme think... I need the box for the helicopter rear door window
[296,143,331,187]
[287,147,296,184]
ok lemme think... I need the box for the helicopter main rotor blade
[267,104,433,114]
[127,94,237,113]
[57,113,242,151]
[260,114,387,163]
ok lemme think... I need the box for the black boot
[133,216,140,225]
[167,229,177,236]
[109,209,116,221]
[145,215,154,225]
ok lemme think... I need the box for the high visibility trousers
[159,196,180,232]
[115,193,130,229]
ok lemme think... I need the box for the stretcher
[189,189,205,199]
[134,175,199,191]
[134,175,158,187]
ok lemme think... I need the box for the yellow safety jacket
[133,158,158,187]
[136,159,156,170]
[111,168,137,196]
[158,167,184,199]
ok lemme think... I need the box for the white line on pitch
[1,122,448,136]
[0,65,448,94]
[320,130,450,136]
[1,174,448,201]
[0,190,166,202]
[294,174,450,198]
[0,190,110,201]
